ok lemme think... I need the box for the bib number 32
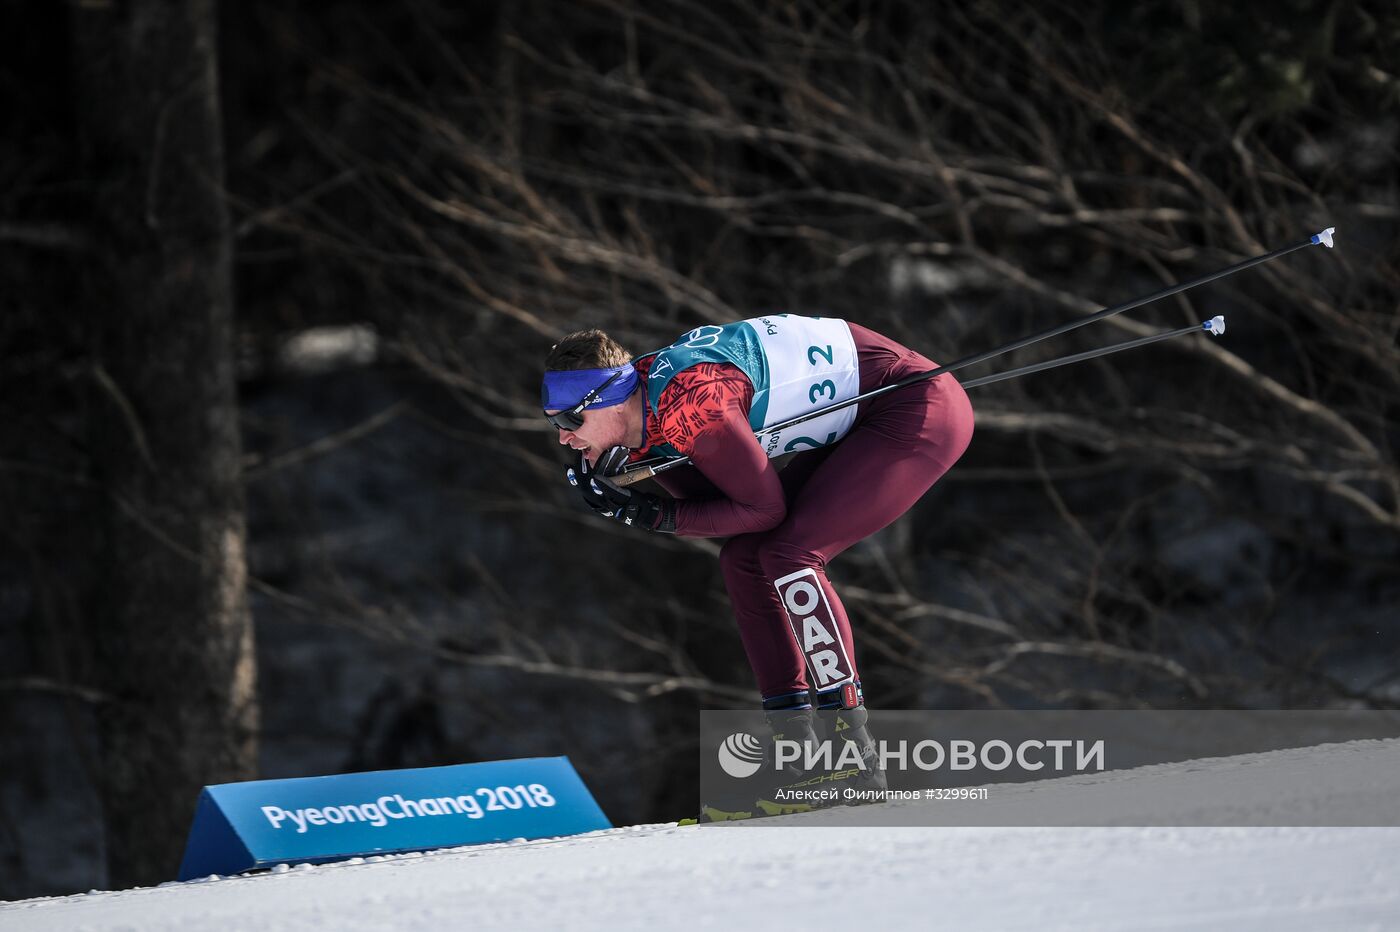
[786,344,840,452]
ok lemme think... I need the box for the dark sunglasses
[544,368,626,431]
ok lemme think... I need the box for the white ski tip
[1311,227,1335,248]
[1203,315,1226,336]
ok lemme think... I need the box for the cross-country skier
[542,315,974,817]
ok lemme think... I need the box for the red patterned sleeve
[654,364,787,537]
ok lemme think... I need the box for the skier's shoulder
[657,361,751,412]
[651,363,753,457]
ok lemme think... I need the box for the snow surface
[5,740,1400,931]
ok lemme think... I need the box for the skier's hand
[592,444,632,480]
[567,446,675,533]
[566,449,615,517]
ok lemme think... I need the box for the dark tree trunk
[71,0,258,888]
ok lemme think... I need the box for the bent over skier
[541,315,974,817]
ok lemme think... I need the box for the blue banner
[178,757,611,880]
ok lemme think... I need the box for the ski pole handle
[609,463,658,488]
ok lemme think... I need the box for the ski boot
[751,705,830,817]
[698,703,824,822]
[807,683,886,804]
[819,704,888,803]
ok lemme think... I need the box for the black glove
[566,448,623,517]
[566,446,676,533]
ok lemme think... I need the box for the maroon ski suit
[631,322,975,702]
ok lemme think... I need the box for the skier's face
[552,402,632,465]
[546,367,637,464]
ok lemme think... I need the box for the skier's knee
[756,539,824,581]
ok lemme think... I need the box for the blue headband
[541,364,639,411]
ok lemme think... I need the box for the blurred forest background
[1,0,1397,899]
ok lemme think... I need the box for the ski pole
[613,227,1334,486]
[617,316,1227,483]
[957,316,1225,389]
